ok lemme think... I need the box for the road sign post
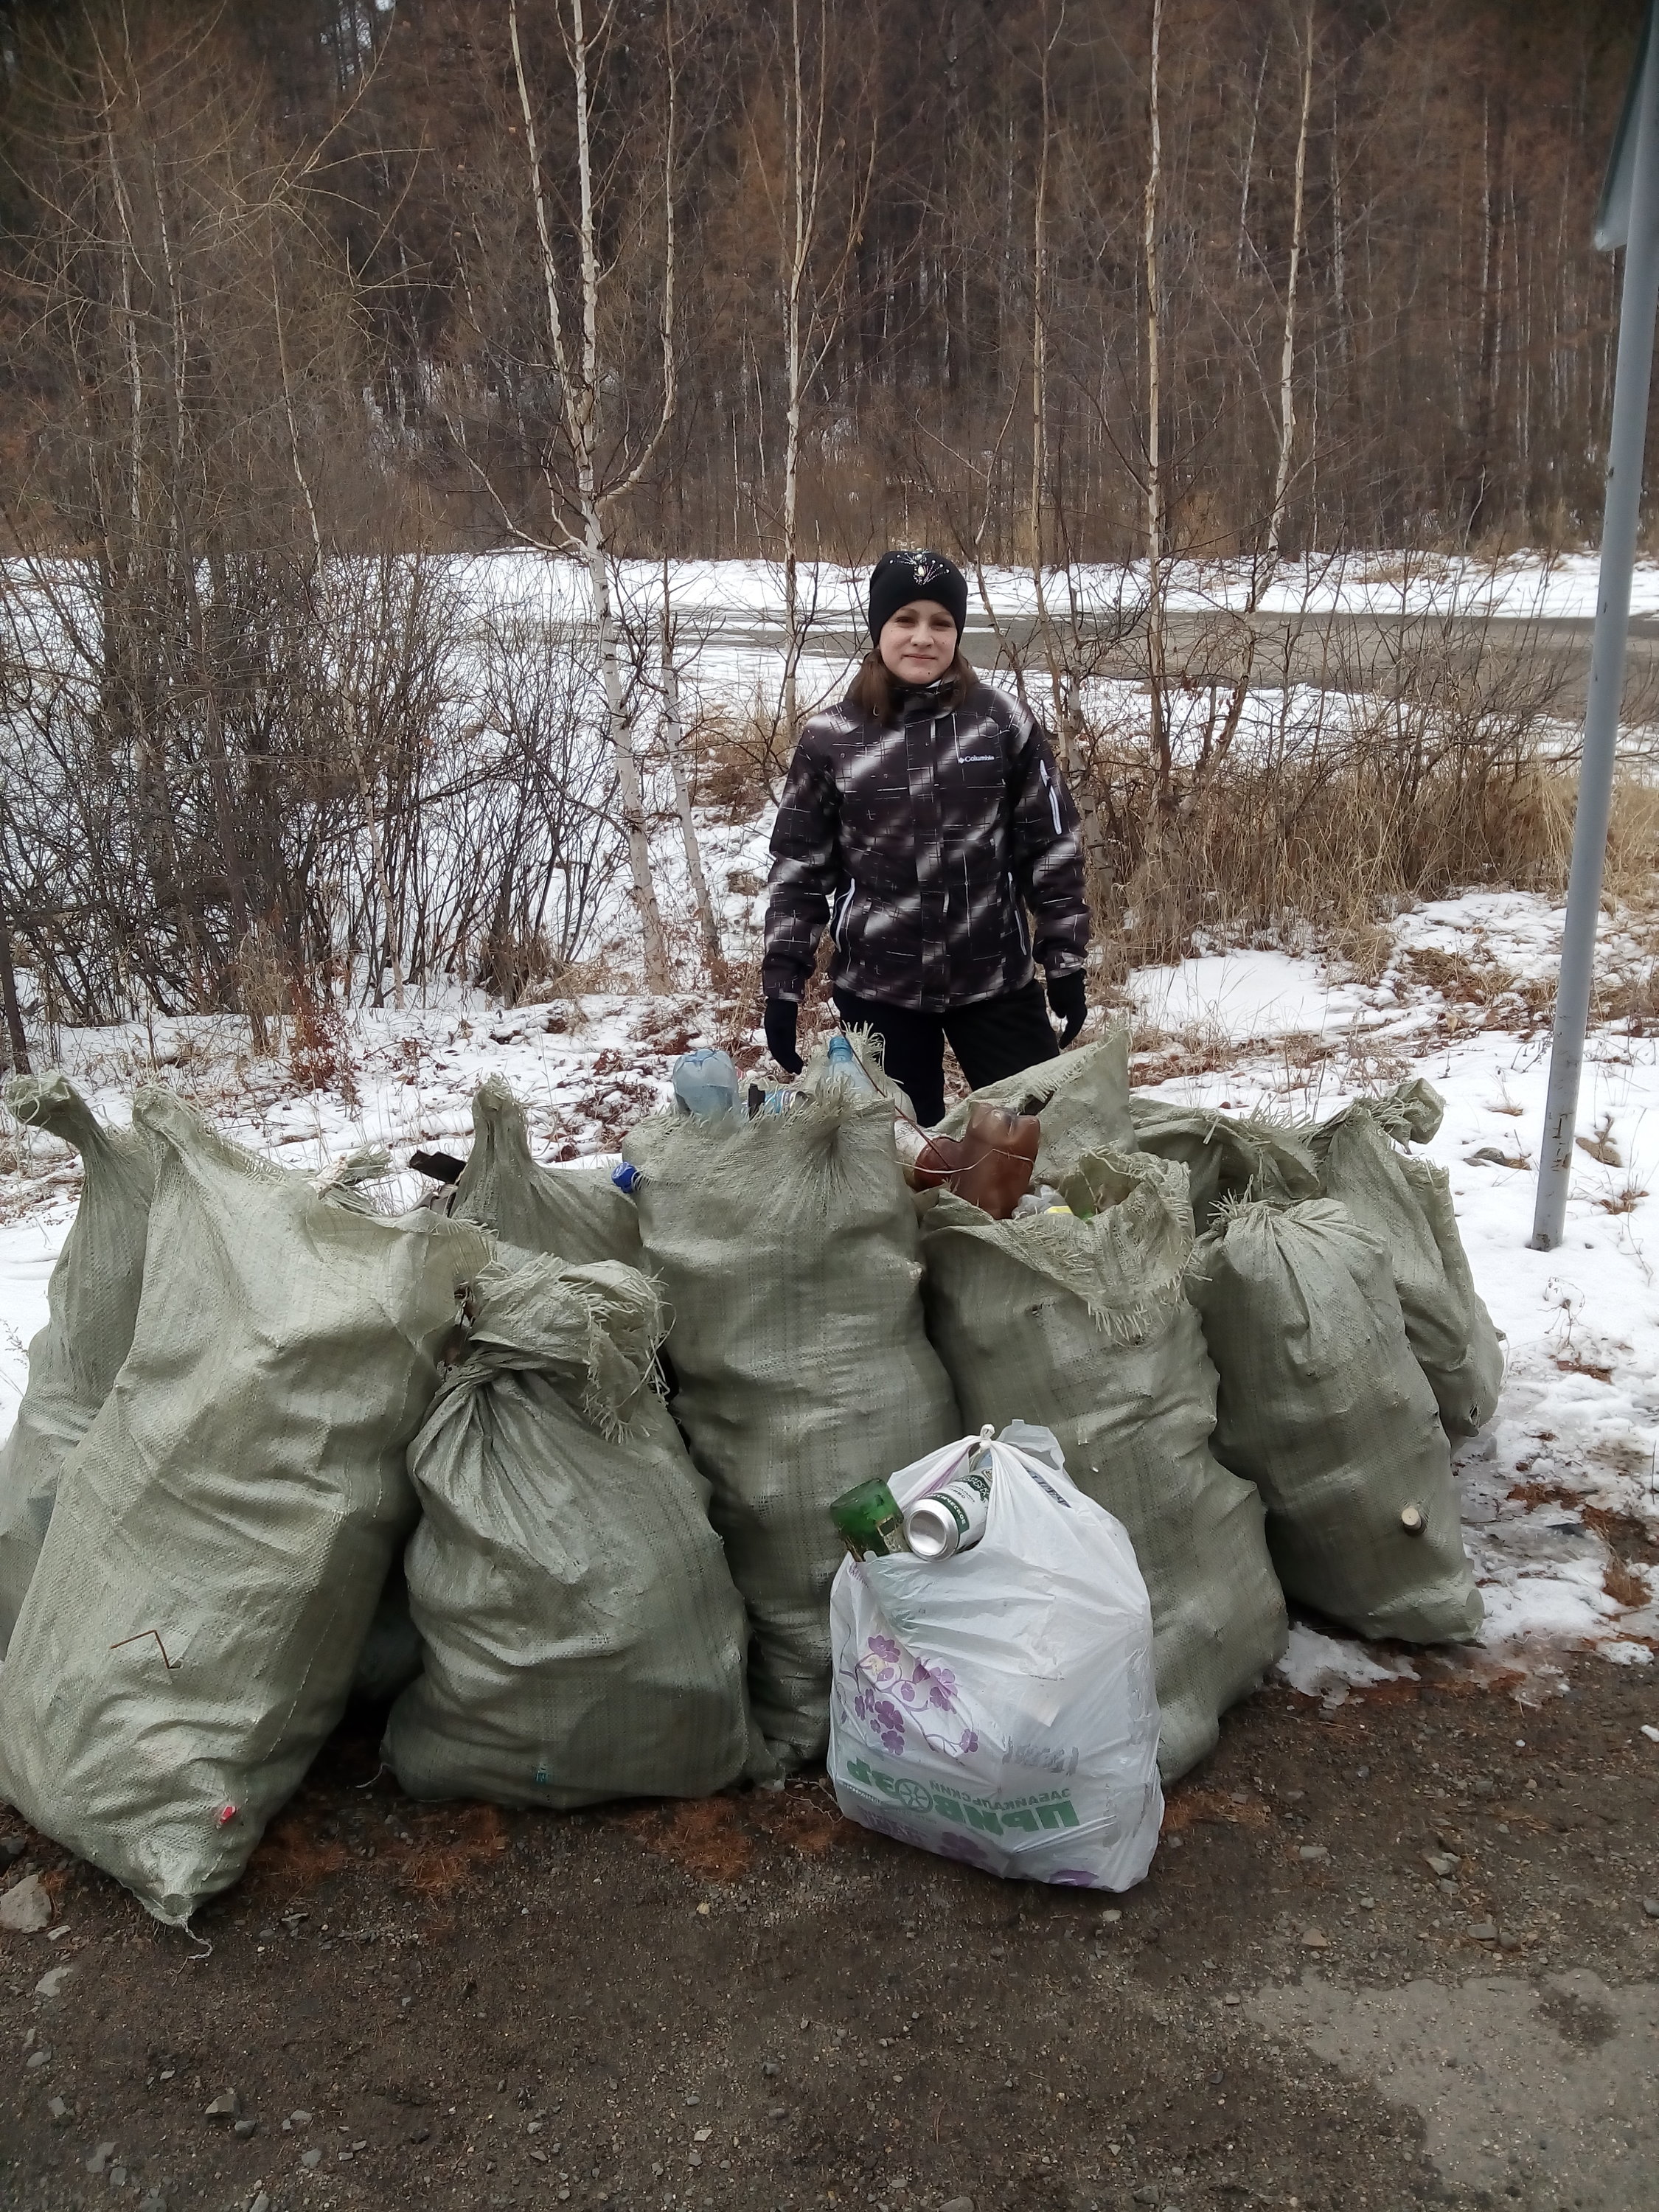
[1531,0,1659,1251]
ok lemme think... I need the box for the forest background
[0,0,1645,1043]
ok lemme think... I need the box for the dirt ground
[2,1643,1656,2212]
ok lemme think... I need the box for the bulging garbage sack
[452,1075,641,1267]
[1127,1096,1321,1232]
[1188,1196,1484,1643]
[384,1252,756,1807]
[0,1075,154,1654]
[829,1427,1164,1890]
[623,1091,959,1768]
[0,1091,487,1925]
[917,1149,1285,1781]
[1309,1082,1503,1437]
[933,1029,1135,1171]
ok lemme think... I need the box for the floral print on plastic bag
[849,1630,979,1759]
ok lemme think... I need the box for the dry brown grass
[1604,1557,1652,1611]
[613,1782,852,1885]
[286,967,359,1106]
[690,703,788,823]
[1103,750,1589,974]
[692,642,1659,981]
[1160,1784,1273,1834]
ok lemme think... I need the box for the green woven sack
[917,1150,1287,1782]
[622,1093,959,1767]
[933,1028,1135,1172]
[1189,1197,1483,1644]
[0,1076,154,1653]
[1127,1097,1321,1231]
[453,1075,641,1267]
[0,1091,487,1925]
[385,1253,755,1808]
[1309,1082,1503,1436]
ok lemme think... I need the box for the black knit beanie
[866,549,969,645]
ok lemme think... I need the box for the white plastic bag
[827,1425,1164,1891]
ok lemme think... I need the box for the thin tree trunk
[153,154,266,1043]
[347,695,405,1012]
[661,568,723,975]
[1471,78,1509,535]
[1144,0,1170,815]
[274,239,403,1015]
[1029,10,1048,581]
[509,0,672,991]
[1236,40,1270,279]
[1189,1,1315,813]
[0,883,30,1074]
[782,0,807,741]
[1267,1,1315,563]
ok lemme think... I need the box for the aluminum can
[905,1464,992,1561]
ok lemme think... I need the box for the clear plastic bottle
[824,1033,878,1096]
[672,1048,741,1121]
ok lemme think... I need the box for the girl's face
[877,599,958,686]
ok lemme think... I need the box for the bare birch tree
[658,561,723,973]
[501,0,679,991]
[1267,0,1316,566]
[1142,0,1171,817]
[1180,0,1321,815]
[748,0,877,739]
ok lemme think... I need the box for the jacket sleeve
[762,726,842,1002]
[1007,705,1091,978]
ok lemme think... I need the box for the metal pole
[1530,24,1659,1251]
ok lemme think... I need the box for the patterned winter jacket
[762,676,1090,1012]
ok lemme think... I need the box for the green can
[830,1477,909,1562]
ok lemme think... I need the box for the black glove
[764,997,804,1076]
[1046,969,1087,1047]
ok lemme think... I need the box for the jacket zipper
[832,878,857,947]
[1008,872,1031,955]
[1040,759,1062,835]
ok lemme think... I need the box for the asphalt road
[717,612,1659,723]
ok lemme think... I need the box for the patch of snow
[1130,950,1381,1044]
[1277,1625,1419,1697]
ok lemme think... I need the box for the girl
[761,549,1089,1126]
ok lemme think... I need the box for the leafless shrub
[1068,611,1639,974]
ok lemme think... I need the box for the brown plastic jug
[912,1102,1039,1220]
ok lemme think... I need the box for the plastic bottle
[611,1161,641,1195]
[672,1048,741,1121]
[824,1033,878,1096]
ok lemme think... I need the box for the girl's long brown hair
[848,648,976,728]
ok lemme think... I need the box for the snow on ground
[451,548,1659,636]
[0,875,1655,1708]
[1126,888,1659,1696]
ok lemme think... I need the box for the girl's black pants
[830,978,1058,1129]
